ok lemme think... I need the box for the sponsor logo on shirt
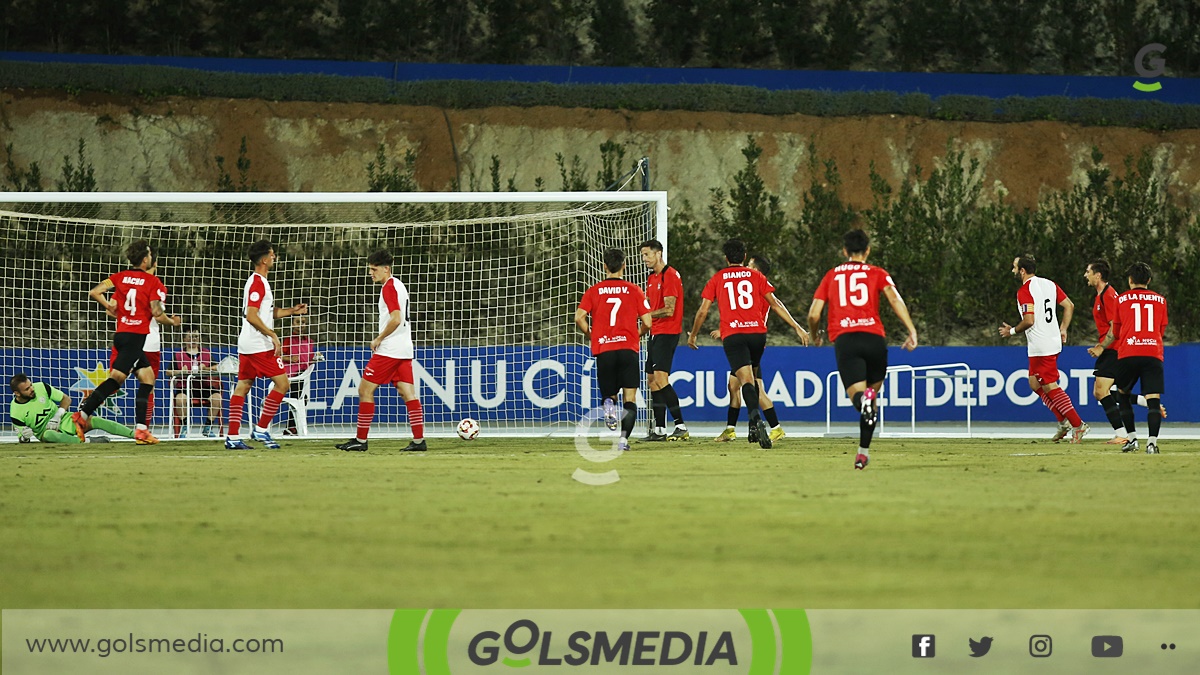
[249,292,261,301]
[1127,336,1159,346]
[597,335,628,345]
[728,320,760,329]
[839,317,878,328]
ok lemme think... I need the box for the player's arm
[45,385,68,431]
[1000,309,1035,339]
[1058,296,1074,343]
[274,302,309,319]
[573,308,591,342]
[882,286,919,351]
[88,278,116,313]
[806,298,826,346]
[371,310,403,351]
[687,298,712,349]
[245,305,281,355]
[765,292,810,346]
[649,295,676,319]
[149,299,182,326]
[638,311,652,337]
[1088,321,1116,357]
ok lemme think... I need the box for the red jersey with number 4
[579,279,649,354]
[646,265,684,335]
[1116,289,1167,360]
[814,262,894,342]
[1092,283,1119,351]
[702,266,775,338]
[109,269,167,334]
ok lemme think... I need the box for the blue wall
[3,52,1196,104]
[5,345,1196,427]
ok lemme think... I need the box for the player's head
[125,240,155,270]
[1085,259,1110,285]
[748,254,771,277]
[843,230,870,257]
[603,248,625,274]
[367,250,393,282]
[1126,261,1152,286]
[9,373,34,402]
[639,240,664,269]
[1013,254,1037,278]
[248,240,275,268]
[722,239,746,265]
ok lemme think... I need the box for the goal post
[0,191,668,440]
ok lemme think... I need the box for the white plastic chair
[282,364,316,437]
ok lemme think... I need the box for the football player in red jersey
[809,230,917,469]
[1113,262,1168,454]
[575,248,653,452]
[689,239,809,450]
[76,240,182,445]
[639,239,688,442]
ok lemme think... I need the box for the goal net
[0,192,666,440]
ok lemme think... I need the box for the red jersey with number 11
[814,262,894,342]
[109,269,167,334]
[578,279,649,355]
[1116,289,1167,360]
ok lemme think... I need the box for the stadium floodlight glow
[0,191,667,439]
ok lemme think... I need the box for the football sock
[661,385,685,426]
[851,391,863,411]
[356,401,375,442]
[1047,387,1082,427]
[858,446,870,457]
[860,418,875,449]
[89,416,135,439]
[726,406,740,427]
[81,378,121,416]
[1098,395,1123,431]
[763,406,780,429]
[1147,398,1162,438]
[135,383,153,432]
[1137,395,1149,407]
[650,389,667,430]
[145,390,155,427]
[255,388,285,431]
[1038,389,1065,422]
[405,398,425,440]
[1116,391,1136,436]
[227,394,245,437]
[621,401,637,439]
[740,383,760,419]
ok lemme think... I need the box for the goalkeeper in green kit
[9,373,135,443]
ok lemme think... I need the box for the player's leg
[835,333,873,469]
[1093,353,1125,443]
[86,415,136,439]
[742,335,770,449]
[133,363,157,441]
[640,342,668,442]
[77,334,141,436]
[1113,358,1140,452]
[655,334,687,439]
[337,371,383,451]
[395,360,426,451]
[204,391,221,436]
[757,369,784,443]
[616,351,640,448]
[173,391,189,438]
[1140,358,1164,454]
[254,373,289,433]
[144,352,161,430]
[226,373,254,447]
[715,374,740,442]
[596,353,621,432]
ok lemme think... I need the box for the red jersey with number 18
[578,279,649,355]
[108,270,167,335]
[814,262,894,342]
[1116,289,1167,360]
[701,266,775,338]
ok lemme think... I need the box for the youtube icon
[1092,636,1124,658]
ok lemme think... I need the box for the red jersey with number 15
[814,262,894,342]
[108,269,167,334]
[578,279,650,354]
[1116,289,1167,360]
[702,266,775,338]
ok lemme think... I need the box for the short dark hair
[640,239,663,253]
[1087,259,1111,281]
[248,239,274,264]
[125,239,153,268]
[1017,254,1037,275]
[603,248,625,273]
[749,254,772,277]
[1126,261,1152,285]
[843,230,869,255]
[722,239,746,264]
[9,372,29,392]
[367,250,394,267]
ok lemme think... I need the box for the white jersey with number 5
[376,276,413,359]
[238,272,275,355]
[1017,276,1066,357]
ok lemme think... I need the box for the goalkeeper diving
[9,373,135,443]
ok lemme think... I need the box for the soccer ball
[456,417,481,440]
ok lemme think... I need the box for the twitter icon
[969,637,994,657]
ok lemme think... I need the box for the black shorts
[722,333,766,373]
[644,333,680,374]
[1093,349,1119,380]
[111,332,151,376]
[596,350,640,399]
[834,332,888,389]
[1116,356,1165,395]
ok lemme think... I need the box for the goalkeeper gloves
[47,408,66,432]
[18,426,35,443]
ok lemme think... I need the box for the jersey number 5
[1043,298,1053,323]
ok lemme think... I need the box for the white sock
[136,423,147,431]
[725,425,735,431]
[227,435,240,441]
[676,423,687,431]
[859,446,870,456]
[254,425,268,434]
[1128,432,1138,441]
[655,426,666,435]
[1137,395,1149,407]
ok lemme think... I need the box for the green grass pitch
[2,436,1198,609]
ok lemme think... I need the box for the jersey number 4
[123,288,139,315]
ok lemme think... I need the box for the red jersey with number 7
[702,266,775,338]
[1116,289,1167,360]
[814,262,894,342]
[108,269,167,334]
[578,279,649,354]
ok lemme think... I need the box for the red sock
[405,398,424,440]
[1039,390,1064,422]
[228,394,245,436]
[257,388,285,429]
[1049,387,1082,427]
[356,401,375,442]
[145,391,154,427]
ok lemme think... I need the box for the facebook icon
[913,634,936,658]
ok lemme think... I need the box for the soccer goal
[0,191,667,439]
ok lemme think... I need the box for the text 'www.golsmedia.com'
[25,633,283,658]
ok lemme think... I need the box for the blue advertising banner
[3,345,1196,426]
